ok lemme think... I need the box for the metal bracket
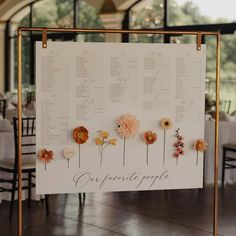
[196,32,202,51]
[42,29,47,48]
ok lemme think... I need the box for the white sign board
[36,42,206,194]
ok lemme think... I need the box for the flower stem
[146,144,149,166]
[78,144,81,168]
[163,130,166,165]
[68,159,70,168]
[100,144,103,167]
[196,151,199,166]
[123,138,126,166]
[176,157,178,165]
[45,162,46,170]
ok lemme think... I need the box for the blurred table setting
[204,117,236,184]
[0,90,35,123]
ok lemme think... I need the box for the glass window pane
[33,0,73,28]
[169,0,236,26]
[130,0,164,29]
[9,6,30,37]
[76,0,104,42]
[206,34,236,113]
[130,0,164,42]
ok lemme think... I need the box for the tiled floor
[0,185,235,235]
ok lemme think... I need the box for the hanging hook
[42,29,47,48]
[196,32,202,51]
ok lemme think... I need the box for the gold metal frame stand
[17,28,220,236]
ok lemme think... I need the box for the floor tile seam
[85,200,223,235]
[59,196,228,236]
[51,211,128,236]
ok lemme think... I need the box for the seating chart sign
[36,42,206,194]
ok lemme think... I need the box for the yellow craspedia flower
[95,137,104,145]
[99,131,109,139]
[109,138,117,145]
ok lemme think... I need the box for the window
[7,0,104,91]
[169,0,236,26]
[130,0,164,43]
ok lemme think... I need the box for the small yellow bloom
[99,131,109,139]
[109,138,117,145]
[95,137,104,145]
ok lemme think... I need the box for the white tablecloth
[204,120,236,184]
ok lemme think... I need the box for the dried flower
[160,118,172,130]
[194,139,208,152]
[143,131,157,144]
[63,148,75,160]
[98,131,109,139]
[95,130,117,166]
[63,147,75,168]
[173,128,184,165]
[73,126,89,168]
[173,151,179,158]
[38,148,54,163]
[73,126,89,144]
[109,138,117,145]
[116,114,139,166]
[143,130,157,165]
[95,137,104,145]
[160,118,172,165]
[116,114,140,139]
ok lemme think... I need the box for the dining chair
[0,117,49,220]
[0,99,6,118]
[26,91,35,104]
[222,144,236,188]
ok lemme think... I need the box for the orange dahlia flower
[73,126,89,144]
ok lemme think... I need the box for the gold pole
[17,29,23,236]
[213,33,221,236]
[18,27,219,36]
[17,27,220,236]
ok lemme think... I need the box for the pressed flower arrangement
[173,128,184,165]
[160,118,172,165]
[94,130,117,167]
[72,126,89,167]
[63,147,75,168]
[38,148,54,170]
[116,114,139,166]
[193,139,208,165]
[143,130,157,165]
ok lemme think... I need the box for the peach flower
[116,114,140,139]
